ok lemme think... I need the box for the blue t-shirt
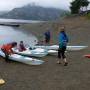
[44,31,51,38]
[58,31,68,48]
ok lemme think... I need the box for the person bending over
[1,42,17,62]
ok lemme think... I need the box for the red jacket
[1,44,14,54]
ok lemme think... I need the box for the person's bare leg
[57,50,62,64]
[63,58,68,66]
[57,59,61,64]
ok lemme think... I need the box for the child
[19,41,26,52]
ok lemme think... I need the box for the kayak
[34,45,88,51]
[47,50,67,55]
[12,48,48,57]
[0,50,44,65]
[67,46,88,51]
[84,54,90,58]
[48,50,58,54]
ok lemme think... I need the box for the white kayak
[13,48,48,57]
[34,45,88,51]
[0,50,44,65]
[48,50,58,54]
[47,50,67,55]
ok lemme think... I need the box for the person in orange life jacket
[1,42,17,62]
[57,26,68,66]
[19,41,26,52]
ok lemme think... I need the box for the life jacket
[1,44,13,54]
[19,44,26,52]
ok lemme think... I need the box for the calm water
[0,18,44,24]
[0,25,38,47]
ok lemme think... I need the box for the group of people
[1,41,26,62]
[1,26,69,66]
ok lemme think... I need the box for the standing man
[57,26,68,66]
[44,29,51,44]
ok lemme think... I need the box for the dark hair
[12,42,17,47]
[20,41,23,43]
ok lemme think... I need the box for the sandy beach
[0,16,90,90]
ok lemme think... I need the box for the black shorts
[58,46,66,59]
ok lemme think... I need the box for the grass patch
[86,13,90,19]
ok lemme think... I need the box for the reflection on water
[0,25,38,47]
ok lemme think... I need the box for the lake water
[0,18,44,24]
[0,25,38,47]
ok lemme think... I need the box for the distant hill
[0,11,8,15]
[0,5,68,20]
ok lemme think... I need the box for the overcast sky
[0,0,90,11]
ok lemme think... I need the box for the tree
[70,0,89,14]
[70,0,80,14]
[81,0,89,11]
[81,0,89,7]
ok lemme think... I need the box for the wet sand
[1,16,90,90]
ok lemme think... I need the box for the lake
[0,18,45,24]
[0,25,38,47]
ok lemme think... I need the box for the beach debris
[0,79,5,85]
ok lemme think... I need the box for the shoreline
[0,16,90,90]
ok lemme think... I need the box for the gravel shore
[0,16,90,90]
